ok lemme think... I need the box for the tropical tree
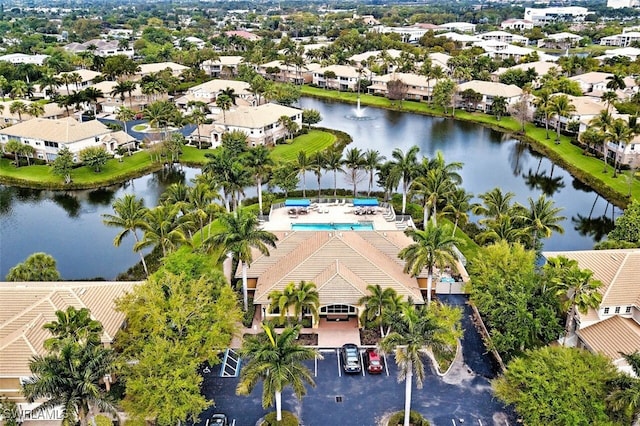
[245,146,274,214]
[6,252,62,281]
[549,94,576,143]
[294,151,312,198]
[472,187,517,224]
[290,280,320,324]
[102,194,150,276]
[399,224,462,305]
[43,306,103,351]
[324,148,344,197]
[343,147,365,197]
[237,323,320,422]
[517,194,565,250]
[203,209,277,310]
[379,305,457,426]
[268,283,297,324]
[605,118,634,177]
[4,139,24,166]
[9,100,28,121]
[443,188,473,236]
[491,96,508,120]
[187,102,208,149]
[607,351,640,424]
[115,106,135,138]
[534,89,553,139]
[302,108,322,129]
[52,146,75,184]
[363,149,386,197]
[310,151,326,201]
[390,145,420,215]
[26,102,45,119]
[134,204,190,258]
[358,284,401,337]
[79,146,111,173]
[216,94,233,124]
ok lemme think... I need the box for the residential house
[0,281,138,407]
[435,32,481,47]
[89,80,147,114]
[597,47,640,62]
[63,39,134,58]
[456,80,523,113]
[369,25,431,43]
[492,61,561,87]
[570,71,637,100]
[0,101,67,125]
[175,79,254,109]
[501,19,534,31]
[313,65,364,91]
[541,249,640,375]
[0,53,49,66]
[524,7,591,25]
[134,62,189,80]
[600,32,640,47]
[479,30,529,45]
[438,22,476,33]
[224,30,262,42]
[201,56,245,78]
[428,52,452,74]
[257,60,314,85]
[538,32,583,49]
[0,117,133,162]
[475,41,539,62]
[203,103,302,148]
[546,95,607,134]
[368,72,440,102]
[53,69,103,95]
[175,36,205,50]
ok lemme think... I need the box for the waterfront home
[201,55,245,78]
[492,60,561,87]
[546,95,608,135]
[541,249,640,375]
[600,31,640,47]
[0,281,138,408]
[368,72,441,102]
[199,103,302,148]
[0,117,133,162]
[174,79,254,109]
[455,81,523,113]
[479,30,529,45]
[257,60,316,85]
[313,65,365,91]
[570,71,637,100]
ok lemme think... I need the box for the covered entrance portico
[319,304,359,322]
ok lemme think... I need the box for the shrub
[242,297,256,327]
[261,410,299,426]
[387,410,430,426]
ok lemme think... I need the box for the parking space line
[383,354,390,376]
[336,348,342,377]
[360,350,365,376]
[314,354,318,377]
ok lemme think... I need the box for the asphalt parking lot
[199,295,516,426]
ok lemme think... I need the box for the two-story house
[313,65,365,91]
[455,81,523,113]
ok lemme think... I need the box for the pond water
[0,97,619,280]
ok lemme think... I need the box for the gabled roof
[217,103,301,129]
[569,71,613,85]
[137,62,188,75]
[0,281,138,377]
[0,117,112,144]
[315,64,363,78]
[494,60,560,77]
[577,315,640,362]
[457,80,523,98]
[370,72,431,87]
[0,101,66,120]
[188,79,251,96]
[244,231,425,306]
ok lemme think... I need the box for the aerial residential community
[1,0,640,425]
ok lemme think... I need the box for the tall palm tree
[358,284,400,337]
[472,187,516,224]
[102,194,150,276]
[216,94,233,125]
[9,100,28,121]
[294,151,312,198]
[268,282,297,324]
[204,209,277,310]
[324,148,344,197]
[237,323,320,422]
[549,94,576,144]
[606,73,626,92]
[188,182,221,240]
[37,71,61,98]
[534,89,553,139]
[26,102,45,119]
[187,101,208,149]
[551,264,602,345]
[134,204,190,258]
[343,147,365,197]
[310,151,326,201]
[82,87,104,116]
[43,306,103,351]
[379,305,451,426]
[115,106,135,138]
[605,118,634,177]
[220,87,239,105]
[244,145,274,215]
[363,149,386,197]
[411,168,453,227]
[518,194,565,250]
[399,224,462,305]
[443,188,473,236]
[390,145,420,214]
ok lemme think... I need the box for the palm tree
[379,305,451,426]
[411,168,453,227]
[551,264,602,345]
[134,204,190,258]
[607,351,640,424]
[358,284,400,337]
[343,147,365,197]
[268,282,297,324]
[549,94,576,144]
[204,209,277,310]
[518,194,565,250]
[237,323,320,422]
[9,100,28,121]
[244,145,274,215]
[294,151,312,198]
[491,96,508,120]
[290,280,320,324]
[606,73,627,92]
[310,151,326,201]
[43,306,103,351]
[26,102,45,119]
[188,182,221,240]
[605,118,634,177]
[363,149,386,197]
[390,146,420,214]
[187,102,208,149]
[216,94,233,124]
[443,188,473,236]
[534,89,553,139]
[115,106,135,140]
[82,87,103,116]
[102,194,150,276]
[220,87,239,105]
[38,71,61,98]
[399,224,462,305]
[602,90,618,113]
[324,148,344,197]
[472,187,516,224]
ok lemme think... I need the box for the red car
[366,348,383,374]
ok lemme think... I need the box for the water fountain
[346,96,375,121]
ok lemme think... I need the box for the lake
[0,97,619,279]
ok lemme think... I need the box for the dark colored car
[206,414,228,426]
[365,348,383,374]
[340,343,362,374]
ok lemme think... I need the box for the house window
[615,306,621,314]
[626,306,632,313]
[604,307,610,314]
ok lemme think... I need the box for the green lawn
[302,85,640,206]
[271,130,337,162]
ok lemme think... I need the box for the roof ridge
[602,251,630,304]
[0,312,46,352]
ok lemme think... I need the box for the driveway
[199,295,516,426]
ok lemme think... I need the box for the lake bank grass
[301,86,640,207]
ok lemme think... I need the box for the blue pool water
[291,223,374,231]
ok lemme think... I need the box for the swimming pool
[291,222,374,231]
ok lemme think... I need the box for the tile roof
[217,103,301,128]
[246,231,424,306]
[0,281,138,378]
[0,101,66,120]
[457,80,523,98]
[137,62,189,75]
[0,117,112,144]
[188,79,251,96]
[577,315,640,362]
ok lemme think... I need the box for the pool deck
[262,200,403,232]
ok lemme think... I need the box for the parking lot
[199,296,516,426]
